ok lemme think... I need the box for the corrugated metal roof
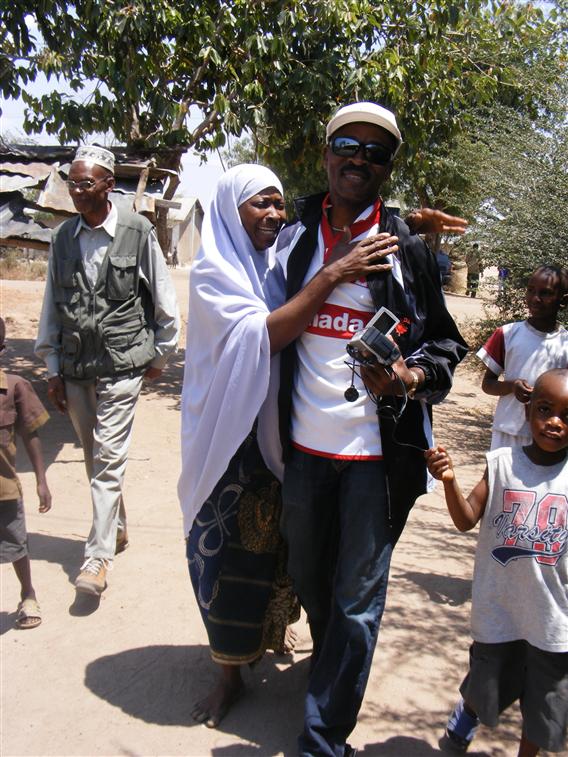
[35,170,167,214]
[0,144,185,174]
[0,161,53,179]
[0,193,53,246]
[37,168,77,214]
[168,196,201,223]
[0,174,42,192]
[0,143,199,250]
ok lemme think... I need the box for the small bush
[0,249,47,280]
[460,315,504,354]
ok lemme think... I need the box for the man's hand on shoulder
[144,366,162,381]
[405,208,468,236]
[47,375,67,414]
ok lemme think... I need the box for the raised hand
[406,208,468,236]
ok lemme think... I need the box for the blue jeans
[281,448,393,756]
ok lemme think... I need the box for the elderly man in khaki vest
[36,145,180,596]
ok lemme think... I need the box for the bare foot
[191,665,244,728]
[282,624,298,654]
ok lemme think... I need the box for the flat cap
[326,102,402,154]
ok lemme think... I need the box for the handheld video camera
[346,306,401,366]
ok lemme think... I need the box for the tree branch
[190,108,221,143]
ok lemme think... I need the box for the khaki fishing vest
[51,209,156,380]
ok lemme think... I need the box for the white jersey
[471,446,568,652]
[290,213,403,459]
[477,320,568,439]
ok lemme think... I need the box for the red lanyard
[321,194,382,262]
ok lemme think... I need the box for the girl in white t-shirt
[477,265,568,450]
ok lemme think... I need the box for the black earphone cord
[344,359,429,454]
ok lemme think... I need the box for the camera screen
[369,308,398,335]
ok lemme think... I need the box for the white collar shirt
[73,202,117,287]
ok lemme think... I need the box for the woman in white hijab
[179,164,402,727]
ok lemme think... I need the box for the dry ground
[0,272,564,756]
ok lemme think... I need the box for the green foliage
[440,79,568,325]
[256,2,564,203]
[2,0,368,153]
[2,2,562,171]
[2,1,565,283]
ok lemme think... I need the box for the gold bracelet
[407,370,420,399]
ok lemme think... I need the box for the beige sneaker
[75,558,109,595]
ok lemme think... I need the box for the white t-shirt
[471,446,568,652]
[477,320,568,438]
[290,212,403,459]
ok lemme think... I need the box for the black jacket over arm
[278,193,468,539]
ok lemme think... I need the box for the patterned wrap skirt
[187,430,299,665]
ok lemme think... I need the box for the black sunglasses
[328,136,394,166]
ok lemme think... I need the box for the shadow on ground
[140,347,185,409]
[394,571,471,607]
[0,611,19,636]
[0,531,86,635]
[27,531,85,584]
[357,699,522,757]
[6,336,186,475]
[85,644,308,752]
[83,640,519,756]
[434,392,493,454]
[358,735,490,755]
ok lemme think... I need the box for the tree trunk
[154,152,183,256]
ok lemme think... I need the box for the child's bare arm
[21,429,52,513]
[425,445,488,531]
[481,367,532,402]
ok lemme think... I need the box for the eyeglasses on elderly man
[66,177,110,192]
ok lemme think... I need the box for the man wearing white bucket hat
[278,102,468,755]
[36,145,179,597]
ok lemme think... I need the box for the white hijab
[178,164,286,536]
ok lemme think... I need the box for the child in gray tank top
[426,368,568,756]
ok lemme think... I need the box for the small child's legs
[444,641,568,754]
[442,696,480,751]
[0,498,30,578]
[1,499,41,627]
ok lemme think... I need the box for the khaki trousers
[65,373,144,560]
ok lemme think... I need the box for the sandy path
[0,273,561,756]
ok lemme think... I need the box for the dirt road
[1,273,558,756]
